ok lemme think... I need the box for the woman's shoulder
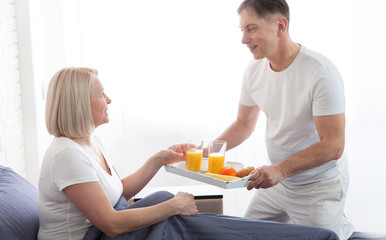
[48,137,84,153]
[43,137,89,164]
[42,137,97,175]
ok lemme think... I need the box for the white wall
[15,0,386,234]
[345,0,386,232]
[0,0,26,176]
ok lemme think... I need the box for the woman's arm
[120,147,185,199]
[63,181,197,238]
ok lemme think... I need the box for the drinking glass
[185,140,204,172]
[208,140,227,174]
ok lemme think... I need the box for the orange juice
[208,153,225,174]
[186,149,202,172]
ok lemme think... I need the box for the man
[216,0,354,239]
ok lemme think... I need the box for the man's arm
[217,104,260,150]
[247,113,345,190]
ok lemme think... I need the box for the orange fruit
[218,166,237,176]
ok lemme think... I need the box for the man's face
[239,8,279,60]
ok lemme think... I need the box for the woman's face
[90,75,111,128]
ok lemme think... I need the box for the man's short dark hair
[238,0,290,23]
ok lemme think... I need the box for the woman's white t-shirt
[38,137,123,240]
[239,45,346,184]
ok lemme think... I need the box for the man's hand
[247,165,285,190]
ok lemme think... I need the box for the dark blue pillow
[0,165,39,240]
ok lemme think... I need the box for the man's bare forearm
[217,120,255,150]
[277,114,345,179]
[217,104,260,150]
[276,138,344,179]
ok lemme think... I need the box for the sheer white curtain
[62,0,266,179]
[57,0,386,232]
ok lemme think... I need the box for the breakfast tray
[164,162,251,189]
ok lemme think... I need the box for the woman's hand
[171,192,198,216]
[155,149,184,166]
[153,143,189,166]
[168,143,189,155]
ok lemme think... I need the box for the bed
[0,165,383,240]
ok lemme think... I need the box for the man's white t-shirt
[38,137,123,240]
[240,45,346,184]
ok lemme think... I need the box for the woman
[38,67,339,240]
[38,67,197,239]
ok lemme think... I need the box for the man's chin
[253,55,263,60]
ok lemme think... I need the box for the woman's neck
[70,136,92,147]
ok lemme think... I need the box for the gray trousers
[84,191,338,240]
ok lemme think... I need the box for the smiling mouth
[249,45,257,51]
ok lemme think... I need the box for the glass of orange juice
[208,140,227,174]
[186,141,204,172]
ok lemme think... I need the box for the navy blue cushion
[0,165,39,240]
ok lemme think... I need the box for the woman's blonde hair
[45,67,98,138]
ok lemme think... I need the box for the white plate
[224,161,244,171]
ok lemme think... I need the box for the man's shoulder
[298,45,336,69]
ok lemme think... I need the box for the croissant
[237,166,255,178]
